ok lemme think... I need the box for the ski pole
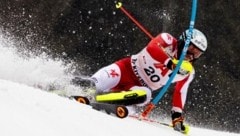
[116,2,154,39]
[141,0,198,118]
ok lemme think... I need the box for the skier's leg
[91,63,121,94]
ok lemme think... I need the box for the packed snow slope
[0,80,239,136]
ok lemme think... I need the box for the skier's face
[185,44,203,61]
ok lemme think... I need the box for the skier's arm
[146,33,193,75]
[146,34,171,64]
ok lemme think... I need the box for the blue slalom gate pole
[141,0,198,117]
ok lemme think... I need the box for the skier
[87,28,207,132]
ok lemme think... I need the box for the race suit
[91,33,195,112]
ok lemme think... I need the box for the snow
[0,38,239,136]
[1,80,239,136]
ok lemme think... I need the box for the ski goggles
[187,44,203,59]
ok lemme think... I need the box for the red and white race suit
[91,33,195,112]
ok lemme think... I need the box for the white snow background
[0,35,239,136]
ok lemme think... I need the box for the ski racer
[88,28,207,132]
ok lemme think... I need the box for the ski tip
[183,124,190,135]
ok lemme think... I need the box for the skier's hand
[172,59,193,75]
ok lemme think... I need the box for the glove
[171,111,187,133]
[172,59,193,75]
